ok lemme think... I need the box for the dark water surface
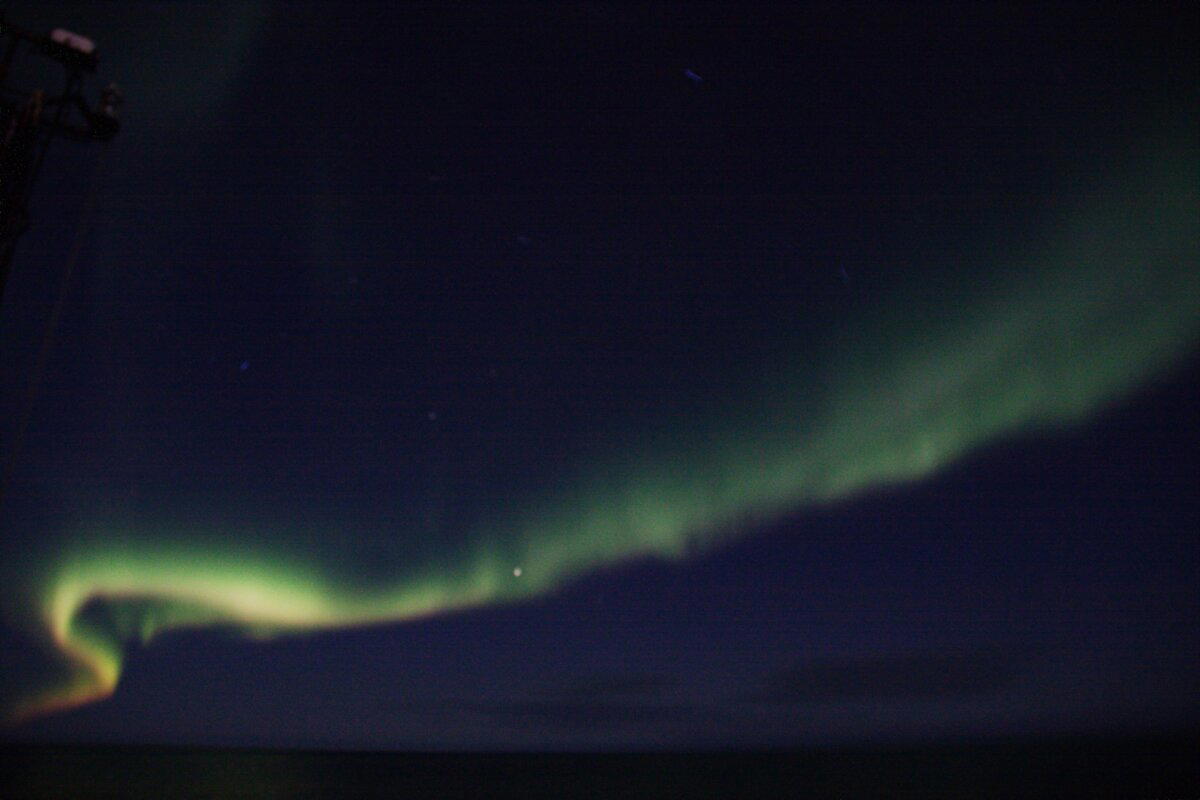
[2,731,1196,798]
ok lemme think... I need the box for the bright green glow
[5,126,1198,725]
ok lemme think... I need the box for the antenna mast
[0,12,120,309]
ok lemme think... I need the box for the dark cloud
[559,674,677,702]
[455,672,692,730]
[463,700,695,730]
[748,648,1026,706]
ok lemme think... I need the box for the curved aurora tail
[5,126,1198,726]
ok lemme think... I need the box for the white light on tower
[50,28,95,55]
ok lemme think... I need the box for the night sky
[0,3,1196,750]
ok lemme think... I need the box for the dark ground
[2,730,1196,799]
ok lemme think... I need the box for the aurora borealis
[0,3,1196,751]
[5,119,1197,725]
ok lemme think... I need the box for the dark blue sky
[0,2,1196,749]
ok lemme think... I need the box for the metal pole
[0,15,119,512]
[0,16,116,312]
[0,32,19,86]
[0,89,42,309]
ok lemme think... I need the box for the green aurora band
[5,125,1198,725]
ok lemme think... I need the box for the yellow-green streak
[6,123,1198,725]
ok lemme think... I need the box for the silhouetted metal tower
[0,12,120,310]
